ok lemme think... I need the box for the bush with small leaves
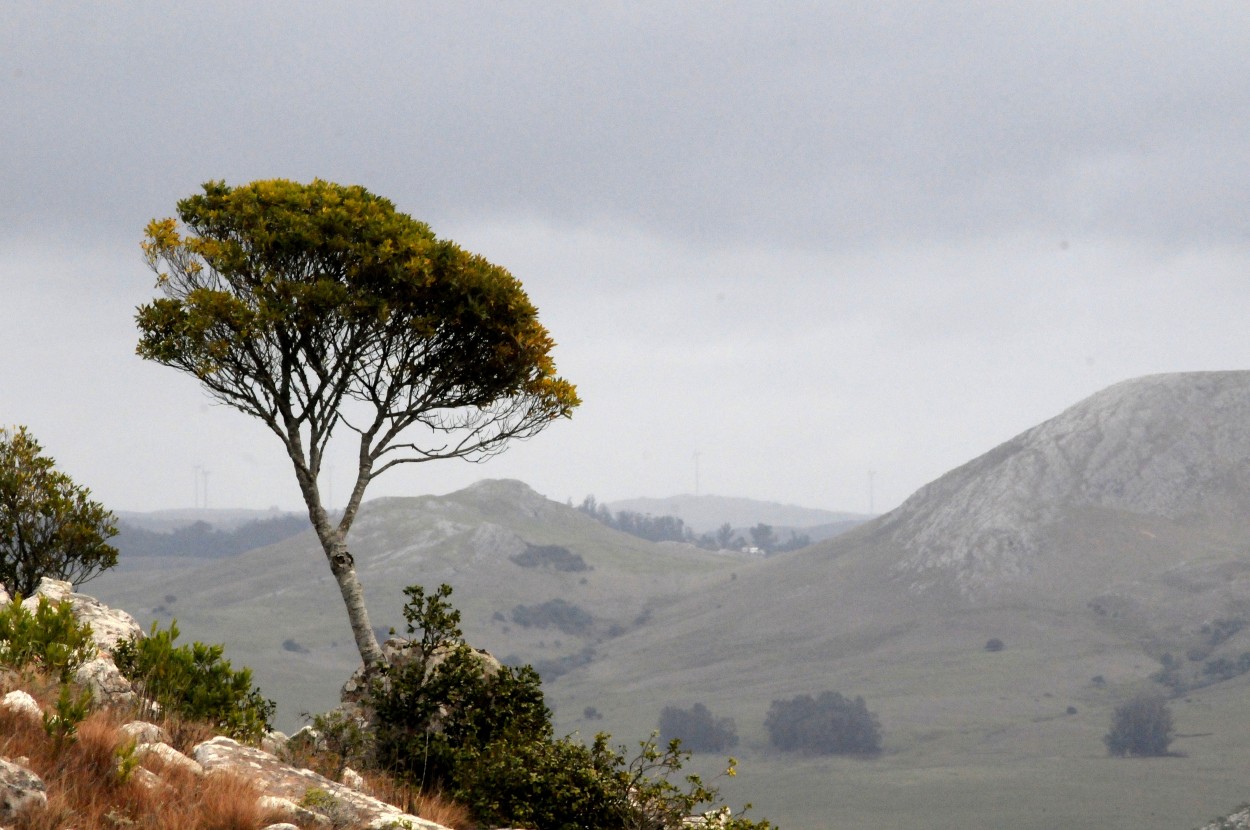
[372,584,774,829]
[0,594,95,682]
[985,638,1005,652]
[113,619,275,742]
[1104,692,1174,757]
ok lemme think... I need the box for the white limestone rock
[0,691,41,720]
[120,720,170,746]
[75,657,137,707]
[0,758,46,820]
[137,742,204,776]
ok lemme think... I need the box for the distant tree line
[576,496,812,554]
[655,692,882,756]
[113,515,308,559]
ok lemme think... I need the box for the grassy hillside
[89,480,752,731]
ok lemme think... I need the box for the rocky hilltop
[875,371,1250,596]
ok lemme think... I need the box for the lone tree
[136,179,579,667]
[0,425,118,596]
[1104,692,1174,757]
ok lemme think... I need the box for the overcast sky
[3,2,1250,517]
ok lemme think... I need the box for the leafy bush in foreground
[113,620,275,742]
[372,583,773,829]
[765,691,882,755]
[0,594,95,682]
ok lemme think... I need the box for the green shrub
[1105,692,1173,757]
[113,619,274,742]
[765,691,882,755]
[0,594,95,682]
[658,702,739,753]
[372,583,775,830]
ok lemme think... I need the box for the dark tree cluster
[510,598,594,635]
[113,515,308,560]
[658,702,739,753]
[1104,693,1174,757]
[576,497,812,554]
[576,496,694,544]
[509,543,588,572]
[765,691,883,755]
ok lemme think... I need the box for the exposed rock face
[26,577,144,653]
[878,372,1250,595]
[0,757,46,821]
[192,737,448,829]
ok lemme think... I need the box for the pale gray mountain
[877,371,1250,596]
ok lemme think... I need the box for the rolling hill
[86,371,1250,829]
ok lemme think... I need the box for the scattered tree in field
[658,702,739,753]
[1104,692,1174,757]
[748,523,776,552]
[136,179,579,667]
[0,425,118,596]
[765,691,882,755]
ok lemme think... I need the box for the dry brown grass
[1,668,475,830]
[358,770,474,830]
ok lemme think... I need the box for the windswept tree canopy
[136,179,579,493]
[136,179,579,666]
[0,425,118,596]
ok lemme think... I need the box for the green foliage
[658,702,739,753]
[372,583,775,829]
[42,682,92,748]
[0,425,118,597]
[619,734,774,830]
[510,598,594,635]
[1105,692,1174,757]
[113,619,274,742]
[300,787,359,829]
[136,178,579,670]
[765,691,882,755]
[0,594,95,682]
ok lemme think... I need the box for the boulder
[0,691,41,720]
[75,657,137,707]
[0,581,8,606]
[192,737,449,830]
[0,758,46,821]
[119,720,170,747]
[26,577,143,654]
[137,742,204,777]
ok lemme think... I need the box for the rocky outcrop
[877,372,1250,595]
[0,757,47,821]
[193,737,447,829]
[24,577,144,653]
[0,583,457,829]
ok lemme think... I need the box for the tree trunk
[325,536,384,668]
